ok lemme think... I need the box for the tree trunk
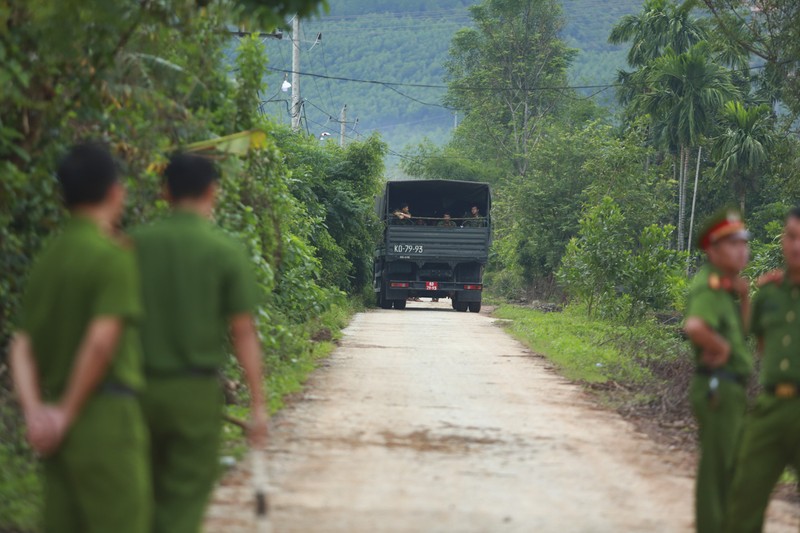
[677,147,687,252]
[687,146,702,258]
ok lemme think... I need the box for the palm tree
[712,101,775,214]
[609,0,707,69]
[633,42,738,250]
[610,0,708,107]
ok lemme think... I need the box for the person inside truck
[437,212,457,228]
[392,203,413,225]
[461,205,484,228]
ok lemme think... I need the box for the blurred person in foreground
[726,206,800,533]
[131,153,267,533]
[9,143,149,532]
[683,209,753,533]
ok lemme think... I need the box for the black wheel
[455,302,468,312]
[393,299,407,310]
[379,285,392,309]
[468,301,482,313]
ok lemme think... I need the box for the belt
[145,367,218,378]
[696,367,747,387]
[765,382,800,399]
[99,382,137,396]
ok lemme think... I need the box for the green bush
[559,196,686,319]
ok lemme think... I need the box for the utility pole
[339,104,347,147]
[291,16,301,131]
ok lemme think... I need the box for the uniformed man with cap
[461,205,485,228]
[9,143,150,532]
[132,153,268,533]
[684,208,753,533]
[726,206,800,533]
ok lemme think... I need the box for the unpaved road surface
[206,302,799,532]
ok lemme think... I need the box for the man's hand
[24,404,70,456]
[701,339,731,369]
[757,269,783,288]
[685,316,732,369]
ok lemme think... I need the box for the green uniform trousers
[689,375,747,533]
[141,376,223,533]
[726,394,800,533]
[43,394,150,533]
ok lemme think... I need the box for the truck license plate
[426,282,438,291]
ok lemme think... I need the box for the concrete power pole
[291,16,301,131]
[339,104,347,147]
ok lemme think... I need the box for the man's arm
[9,333,41,415]
[9,332,58,453]
[684,316,731,368]
[230,313,268,446]
[46,317,125,451]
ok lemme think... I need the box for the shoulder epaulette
[708,273,734,292]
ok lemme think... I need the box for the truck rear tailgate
[385,226,489,262]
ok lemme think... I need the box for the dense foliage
[404,0,800,319]
[0,1,384,529]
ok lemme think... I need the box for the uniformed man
[437,212,457,228]
[461,205,484,227]
[392,202,413,225]
[726,206,800,533]
[9,143,150,532]
[683,209,753,533]
[132,153,268,533]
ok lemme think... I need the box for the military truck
[373,179,491,312]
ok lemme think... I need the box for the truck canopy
[377,180,491,222]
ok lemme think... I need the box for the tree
[444,0,576,179]
[712,101,775,214]
[609,0,707,69]
[701,0,800,116]
[632,42,738,250]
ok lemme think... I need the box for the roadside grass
[493,302,697,453]
[494,302,800,492]
[493,303,686,387]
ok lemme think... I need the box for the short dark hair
[788,206,800,221]
[56,143,119,208]
[401,202,409,209]
[164,153,219,200]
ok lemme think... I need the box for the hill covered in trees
[258,0,640,169]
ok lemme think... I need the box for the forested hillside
[259,0,640,167]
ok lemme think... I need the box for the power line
[381,84,454,110]
[269,60,777,94]
[267,66,621,91]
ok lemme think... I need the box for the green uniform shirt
[751,274,800,386]
[132,211,258,374]
[685,264,753,377]
[19,217,144,399]
[462,216,485,228]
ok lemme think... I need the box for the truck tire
[468,301,482,313]
[455,302,468,312]
[379,285,392,309]
[393,299,407,310]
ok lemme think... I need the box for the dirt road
[206,302,798,532]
